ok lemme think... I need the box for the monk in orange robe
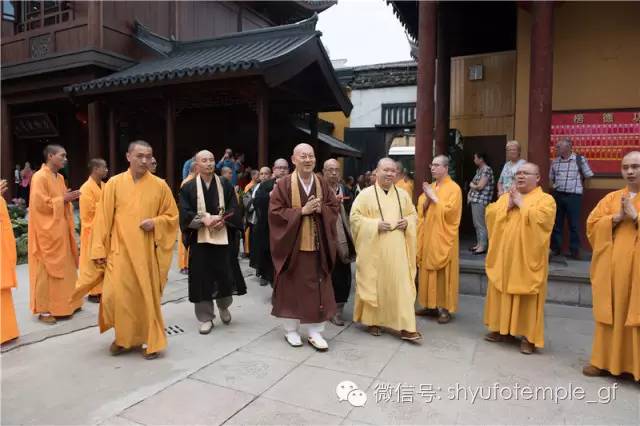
[483,162,556,354]
[178,162,198,274]
[77,158,108,303]
[1,179,19,343]
[583,151,639,381]
[84,141,178,359]
[416,155,462,324]
[28,145,83,324]
[394,161,414,197]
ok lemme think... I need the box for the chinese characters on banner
[550,110,640,175]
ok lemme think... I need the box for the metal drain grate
[165,325,185,336]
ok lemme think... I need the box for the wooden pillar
[87,102,103,160]
[165,97,176,191]
[414,1,437,200]
[527,1,554,189]
[309,111,319,154]
[1,99,13,200]
[108,107,117,174]
[87,0,103,49]
[435,4,450,157]
[257,90,269,167]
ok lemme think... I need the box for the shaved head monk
[269,144,339,350]
[250,159,288,286]
[1,179,19,343]
[87,140,178,359]
[29,144,83,324]
[416,155,463,324]
[483,162,556,354]
[583,151,640,381]
[179,150,246,335]
[351,158,421,341]
[76,158,108,303]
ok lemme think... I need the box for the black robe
[250,178,276,282]
[179,176,247,303]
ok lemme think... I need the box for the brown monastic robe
[269,173,339,323]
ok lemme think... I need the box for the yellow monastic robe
[483,187,556,348]
[28,165,82,316]
[396,178,414,199]
[417,176,462,312]
[1,196,19,343]
[587,189,639,380]
[177,174,195,270]
[77,177,103,296]
[91,171,178,353]
[351,183,418,332]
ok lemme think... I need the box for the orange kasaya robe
[417,176,462,312]
[483,187,556,348]
[90,170,178,353]
[587,189,639,380]
[242,180,257,254]
[28,165,83,316]
[177,173,195,270]
[77,177,104,296]
[396,178,414,199]
[1,196,19,343]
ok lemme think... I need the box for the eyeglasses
[514,171,538,176]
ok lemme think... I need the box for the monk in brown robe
[269,143,339,351]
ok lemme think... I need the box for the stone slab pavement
[1,257,638,425]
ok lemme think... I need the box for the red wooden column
[1,99,13,200]
[257,90,269,167]
[108,107,117,174]
[527,1,554,189]
[87,101,103,160]
[414,1,437,200]
[165,97,176,191]
[435,4,450,157]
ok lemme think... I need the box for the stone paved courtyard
[1,259,638,425]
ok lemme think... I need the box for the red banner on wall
[550,110,640,175]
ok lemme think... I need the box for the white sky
[317,0,413,67]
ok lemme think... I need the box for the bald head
[323,158,341,186]
[376,157,397,189]
[195,149,215,177]
[221,166,233,182]
[292,143,316,176]
[273,158,289,179]
[430,155,449,181]
[259,166,272,182]
[621,150,640,189]
[514,162,540,194]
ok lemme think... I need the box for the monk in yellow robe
[1,179,19,343]
[178,162,198,274]
[28,145,82,324]
[77,158,108,303]
[351,158,421,341]
[416,155,462,324]
[583,151,639,381]
[88,141,178,359]
[394,161,414,197]
[483,162,556,354]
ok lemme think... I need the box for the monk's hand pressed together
[212,216,225,230]
[622,195,638,221]
[396,218,408,230]
[378,220,392,232]
[423,183,438,203]
[511,188,523,208]
[201,214,216,227]
[302,195,321,216]
[0,179,7,195]
[64,189,81,203]
[139,218,155,232]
